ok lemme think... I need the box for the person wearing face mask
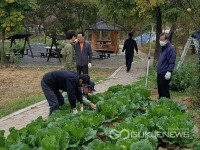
[157,32,176,99]
[82,81,96,110]
[62,80,96,111]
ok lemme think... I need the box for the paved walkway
[0,52,152,136]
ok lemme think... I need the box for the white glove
[80,106,83,111]
[88,63,92,68]
[165,72,171,80]
[80,104,83,111]
[72,108,78,114]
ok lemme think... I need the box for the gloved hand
[165,72,171,80]
[88,63,92,68]
[80,104,84,111]
[72,108,78,114]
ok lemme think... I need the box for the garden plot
[0,84,199,149]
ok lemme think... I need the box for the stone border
[0,100,47,122]
[108,65,124,79]
[0,65,123,122]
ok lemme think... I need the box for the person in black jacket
[75,31,93,75]
[41,70,90,115]
[122,32,138,72]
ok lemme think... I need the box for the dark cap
[79,74,90,84]
[87,81,95,91]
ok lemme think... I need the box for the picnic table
[46,35,65,62]
[95,48,114,59]
[45,46,62,62]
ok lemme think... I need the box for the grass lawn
[0,67,115,118]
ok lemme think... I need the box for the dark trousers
[41,80,64,115]
[125,54,133,72]
[77,65,88,75]
[157,74,171,99]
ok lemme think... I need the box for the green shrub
[188,63,200,105]
[9,53,21,64]
[170,63,198,91]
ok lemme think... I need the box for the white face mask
[159,40,167,46]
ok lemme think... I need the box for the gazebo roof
[7,33,32,40]
[86,21,125,31]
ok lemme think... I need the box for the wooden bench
[40,53,45,57]
[95,49,114,59]
[107,53,111,58]
[98,53,111,59]
[5,52,22,62]
[99,54,104,59]
[6,53,10,62]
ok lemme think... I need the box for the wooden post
[47,37,61,62]
[91,30,98,51]
[110,31,119,55]
[99,31,102,40]
[26,38,34,58]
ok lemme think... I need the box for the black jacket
[42,70,82,104]
[75,41,92,66]
[122,38,138,55]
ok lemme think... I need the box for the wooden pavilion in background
[86,21,125,55]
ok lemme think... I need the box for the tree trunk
[1,29,6,64]
[26,25,30,33]
[169,23,176,43]
[198,59,200,101]
[153,6,162,66]
[44,34,47,44]
[38,24,42,34]
[140,26,143,46]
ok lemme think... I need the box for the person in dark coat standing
[157,32,176,99]
[122,32,138,72]
[41,70,90,115]
[75,31,93,75]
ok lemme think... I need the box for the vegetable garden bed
[0,84,198,149]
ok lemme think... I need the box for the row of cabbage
[0,84,197,149]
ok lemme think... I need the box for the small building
[86,21,125,54]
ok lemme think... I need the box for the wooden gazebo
[86,21,125,54]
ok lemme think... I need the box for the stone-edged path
[0,52,152,136]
